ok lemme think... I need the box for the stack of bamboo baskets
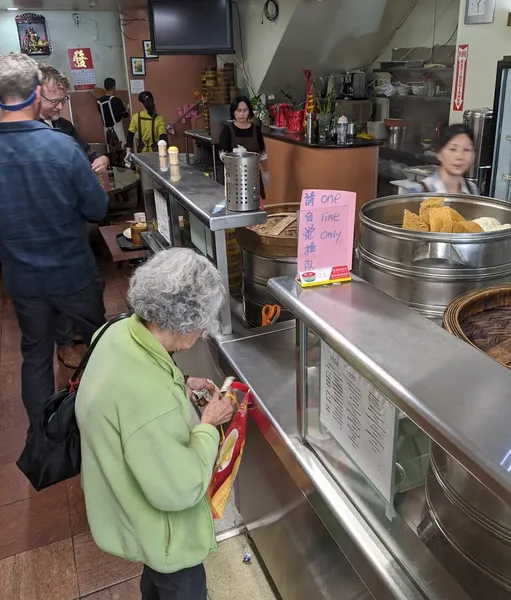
[200,64,238,132]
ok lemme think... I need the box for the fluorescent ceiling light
[7,7,19,10]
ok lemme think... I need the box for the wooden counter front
[263,134,379,236]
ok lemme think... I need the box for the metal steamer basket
[224,151,261,212]
[358,193,511,320]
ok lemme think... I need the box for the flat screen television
[148,0,235,55]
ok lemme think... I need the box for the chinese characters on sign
[297,189,356,287]
[453,44,468,112]
[67,47,96,91]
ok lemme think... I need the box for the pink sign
[297,189,356,287]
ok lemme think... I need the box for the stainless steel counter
[131,152,266,231]
[268,276,511,507]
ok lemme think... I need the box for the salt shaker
[168,146,181,182]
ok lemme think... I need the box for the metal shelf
[373,67,454,74]
[389,95,451,102]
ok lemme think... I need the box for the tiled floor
[0,258,278,600]
[0,260,141,599]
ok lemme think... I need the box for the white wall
[238,0,300,94]
[450,0,511,122]
[374,0,460,65]
[0,11,126,89]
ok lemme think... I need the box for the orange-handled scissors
[261,304,281,326]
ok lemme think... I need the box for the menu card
[297,189,356,287]
[320,342,398,503]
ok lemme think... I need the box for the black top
[39,117,100,163]
[97,95,129,128]
[219,123,266,154]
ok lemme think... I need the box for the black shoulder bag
[17,313,130,491]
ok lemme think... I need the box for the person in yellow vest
[126,91,167,160]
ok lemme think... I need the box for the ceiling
[0,0,147,10]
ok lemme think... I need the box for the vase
[317,113,331,141]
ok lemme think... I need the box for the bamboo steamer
[443,284,511,369]
[235,203,299,259]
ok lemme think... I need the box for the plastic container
[168,146,181,182]
[337,115,348,145]
[157,139,168,157]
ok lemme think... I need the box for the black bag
[16,313,130,491]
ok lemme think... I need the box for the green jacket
[75,315,219,573]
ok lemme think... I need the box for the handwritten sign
[297,189,356,287]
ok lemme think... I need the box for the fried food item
[419,197,444,225]
[453,220,483,233]
[403,209,429,231]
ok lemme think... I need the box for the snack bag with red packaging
[208,382,253,519]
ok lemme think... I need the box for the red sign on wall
[453,44,469,112]
[67,47,96,90]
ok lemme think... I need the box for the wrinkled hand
[201,390,234,427]
[186,377,216,401]
[92,155,109,174]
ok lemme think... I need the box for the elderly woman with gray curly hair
[75,248,234,600]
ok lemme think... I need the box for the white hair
[0,53,41,104]
[127,248,226,337]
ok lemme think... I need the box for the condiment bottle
[337,115,348,145]
[157,139,168,156]
[168,146,181,182]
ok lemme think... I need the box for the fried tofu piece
[419,197,444,225]
[453,220,484,233]
[440,219,454,233]
[403,209,429,231]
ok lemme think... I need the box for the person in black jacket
[38,64,109,174]
[97,77,129,163]
[38,64,109,368]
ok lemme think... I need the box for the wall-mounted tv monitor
[148,0,235,55]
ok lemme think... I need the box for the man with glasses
[39,64,110,174]
[38,64,109,368]
[0,53,108,423]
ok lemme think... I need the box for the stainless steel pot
[241,249,296,326]
[358,193,511,319]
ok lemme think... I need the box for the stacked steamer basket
[424,285,511,598]
[200,65,238,133]
[236,203,299,327]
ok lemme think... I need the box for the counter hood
[240,0,417,95]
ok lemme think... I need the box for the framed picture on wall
[15,13,51,56]
[143,40,158,59]
[131,57,146,76]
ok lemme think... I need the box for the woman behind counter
[76,248,234,600]
[409,124,479,195]
[126,91,168,159]
[219,95,269,198]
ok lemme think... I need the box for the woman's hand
[186,377,216,401]
[91,155,110,174]
[201,390,234,427]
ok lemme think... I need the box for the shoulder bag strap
[137,112,142,152]
[152,115,156,149]
[69,312,131,386]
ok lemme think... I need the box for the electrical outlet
[72,13,81,27]
[93,52,100,61]
[268,94,275,100]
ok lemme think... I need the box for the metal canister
[306,113,315,143]
[224,151,260,212]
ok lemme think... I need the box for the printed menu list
[320,342,397,503]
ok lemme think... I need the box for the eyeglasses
[41,93,70,106]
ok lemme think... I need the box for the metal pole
[214,229,232,335]
[296,320,308,442]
